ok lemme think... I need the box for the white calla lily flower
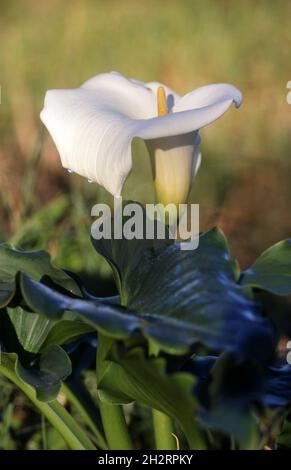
[40,71,242,204]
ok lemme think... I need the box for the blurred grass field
[1,0,291,277]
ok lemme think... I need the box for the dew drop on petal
[87,178,93,183]
[67,169,73,173]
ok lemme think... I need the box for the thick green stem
[41,414,47,450]
[0,357,96,450]
[152,409,177,450]
[99,401,133,450]
[62,382,107,449]
[181,420,207,450]
[96,334,134,450]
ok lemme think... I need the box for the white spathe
[40,71,242,204]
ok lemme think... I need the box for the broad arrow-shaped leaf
[92,226,274,358]
[18,226,274,358]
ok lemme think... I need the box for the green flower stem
[41,414,47,450]
[99,400,133,450]
[182,420,207,450]
[152,409,177,450]
[0,359,96,450]
[96,334,134,450]
[61,382,108,450]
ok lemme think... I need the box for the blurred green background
[1,0,291,274]
[1,0,291,449]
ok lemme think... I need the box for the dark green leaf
[93,226,273,357]
[240,239,291,295]
[195,353,261,449]
[18,271,269,356]
[0,281,15,308]
[0,346,71,402]
[0,243,80,308]
[20,273,143,341]
[0,244,82,353]
[41,320,94,351]
[16,345,72,402]
[91,209,172,305]
[97,341,205,449]
[7,306,55,353]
